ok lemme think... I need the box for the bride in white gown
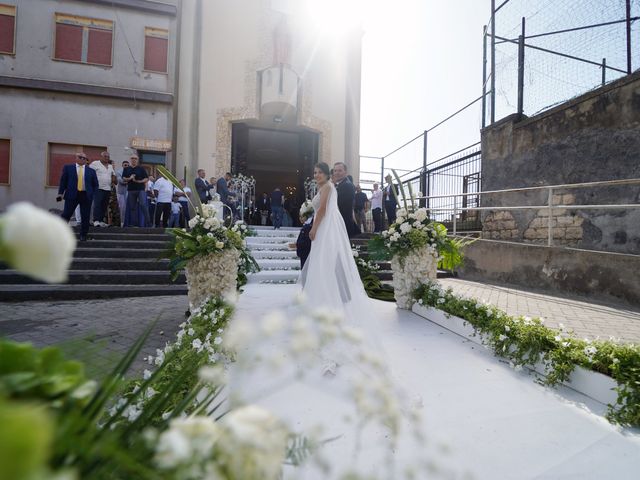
[299,163,371,318]
[298,162,375,373]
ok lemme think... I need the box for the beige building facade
[175,0,362,196]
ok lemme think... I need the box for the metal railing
[418,177,640,249]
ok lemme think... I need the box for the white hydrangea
[0,202,77,283]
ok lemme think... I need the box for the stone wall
[458,241,640,306]
[481,70,640,255]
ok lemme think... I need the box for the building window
[53,13,113,66]
[144,27,168,73]
[0,139,10,185]
[0,4,16,55]
[48,143,106,187]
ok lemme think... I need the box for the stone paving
[2,277,639,383]
[0,295,188,378]
[439,278,640,343]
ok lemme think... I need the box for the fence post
[453,195,458,236]
[517,17,526,118]
[602,58,607,85]
[626,0,632,74]
[547,187,553,247]
[420,131,428,208]
[490,0,496,124]
[482,25,488,128]
[381,156,386,227]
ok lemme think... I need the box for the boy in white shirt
[168,195,182,228]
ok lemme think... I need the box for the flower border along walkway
[412,281,640,428]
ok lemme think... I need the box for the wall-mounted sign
[130,137,172,152]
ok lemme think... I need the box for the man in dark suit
[258,192,271,225]
[215,172,232,205]
[195,169,214,203]
[270,187,284,229]
[384,174,399,226]
[332,162,359,238]
[57,152,99,241]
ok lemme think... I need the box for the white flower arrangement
[185,249,241,309]
[391,243,438,309]
[0,202,76,283]
[299,200,314,221]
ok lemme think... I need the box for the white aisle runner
[230,281,640,479]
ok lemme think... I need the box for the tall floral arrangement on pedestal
[158,167,259,308]
[368,170,471,309]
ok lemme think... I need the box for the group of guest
[57,150,194,240]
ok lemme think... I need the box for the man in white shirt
[89,151,116,227]
[153,175,174,228]
[370,182,383,232]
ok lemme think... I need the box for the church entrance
[231,123,319,226]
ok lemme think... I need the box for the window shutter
[144,27,168,73]
[0,139,10,184]
[0,5,16,55]
[87,27,112,65]
[55,22,83,62]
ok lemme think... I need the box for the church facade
[175,0,363,199]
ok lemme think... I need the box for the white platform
[230,284,640,479]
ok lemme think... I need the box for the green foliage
[413,281,640,427]
[438,236,476,272]
[353,250,395,302]
[0,341,89,404]
[0,398,54,480]
[117,297,234,425]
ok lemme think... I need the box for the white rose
[215,241,224,249]
[188,217,199,229]
[0,202,76,283]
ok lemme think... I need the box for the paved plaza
[440,278,640,344]
[0,296,188,378]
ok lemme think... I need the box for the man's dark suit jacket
[216,177,230,204]
[258,197,271,211]
[195,177,213,203]
[58,164,99,200]
[296,220,313,268]
[335,178,359,238]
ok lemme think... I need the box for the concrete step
[248,243,292,251]
[251,250,298,259]
[0,270,184,285]
[73,226,165,234]
[87,232,172,241]
[75,239,169,249]
[246,236,295,245]
[256,258,300,270]
[252,229,299,238]
[247,270,299,284]
[0,284,187,302]
[69,258,171,270]
[73,248,164,259]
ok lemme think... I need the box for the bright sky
[358,0,490,177]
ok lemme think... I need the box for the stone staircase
[244,227,396,285]
[0,227,187,301]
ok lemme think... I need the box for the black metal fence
[485,0,640,123]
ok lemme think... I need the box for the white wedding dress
[299,182,372,328]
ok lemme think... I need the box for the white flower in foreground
[0,202,76,283]
[155,417,221,469]
[199,365,227,385]
[218,405,289,480]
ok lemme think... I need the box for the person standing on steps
[195,169,214,204]
[384,174,399,227]
[122,154,151,228]
[89,151,116,227]
[57,152,99,241]
[271,187,284,229]
[354,184,369,234]
[116,159,130,226]
[332,162,359,238]
[370,182,382,232]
